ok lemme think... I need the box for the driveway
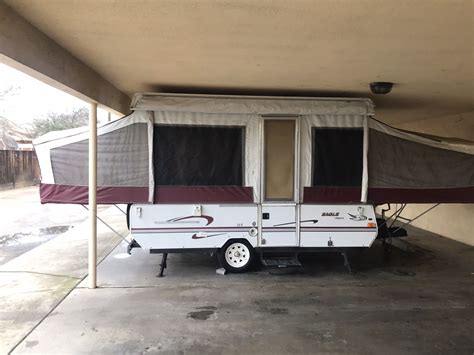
[0,186,127,354]
[0,186,108,265]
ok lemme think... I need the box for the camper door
[260,117,299,247]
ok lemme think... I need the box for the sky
[0,63,114,125]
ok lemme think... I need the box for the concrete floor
[0,186,108,265]
[0,187,125,354]
[10,227,474,354]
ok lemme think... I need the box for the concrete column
[88,102,98,289]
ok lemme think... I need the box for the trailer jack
[157,253,168,277]
[342,252,352,273]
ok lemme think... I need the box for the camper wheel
[218,239,254,273]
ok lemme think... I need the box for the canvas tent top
[34,93,474,205]
[131,93,375,115]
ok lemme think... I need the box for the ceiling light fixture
[370,82,394,95]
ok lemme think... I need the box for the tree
[0,86,20,121]
[30,107,89,137]
[0,86,28,148]
[0,85,19,102]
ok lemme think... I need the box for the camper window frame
[152,123,246,187]
[310,126,364,188]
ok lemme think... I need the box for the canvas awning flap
[50,123,149,187]
[368,129,474,189]
[33,110,154,204]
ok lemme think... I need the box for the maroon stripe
[262,228,296,231]
[301,231,374,233]
[301,226,375,229]
[304,186,474,203]
[131,229,249,234]
[368,187,474,203]
[154,186,253,203]
[132,231,239,234]
[142,227,380,231]
[303,187,361,203]
[40,183,148,204]
[132,226,252,230]
[301,229,376,232]
[262,231,294,233]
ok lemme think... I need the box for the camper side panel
[300,204,377,247]
[130,204,258,250]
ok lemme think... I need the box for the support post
[88,102,98,289]
[360,116,369,203]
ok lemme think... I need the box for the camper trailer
[34,94,474,273]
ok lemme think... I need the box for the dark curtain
[312,128,363,187]
[154,125,244,186]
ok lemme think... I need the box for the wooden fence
[0,150,40,188]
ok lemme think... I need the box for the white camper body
[130,203,377,251]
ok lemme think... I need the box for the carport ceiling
[5,0,474,124]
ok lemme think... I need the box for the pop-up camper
[34,94,474,273]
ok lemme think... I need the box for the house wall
[389,111,474,246]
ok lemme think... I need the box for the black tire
[218,239,255,273]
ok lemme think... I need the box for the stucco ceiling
[5,0,474,124]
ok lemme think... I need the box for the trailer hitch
[127,239,141,255]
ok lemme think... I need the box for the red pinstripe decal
[132,226,252,230]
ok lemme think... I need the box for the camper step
[261,256,302,268]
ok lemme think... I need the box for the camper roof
[130,93,374,116]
